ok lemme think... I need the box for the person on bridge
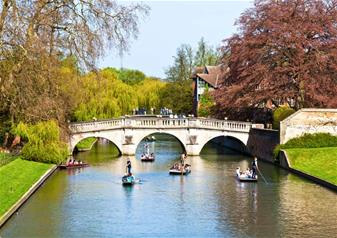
[251,157,258,179]
[126,158,132,175]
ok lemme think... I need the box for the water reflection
[1,135,336,238]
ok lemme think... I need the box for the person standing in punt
[126,158,132,175]
[251,157,258,179]
[180,153,186,166]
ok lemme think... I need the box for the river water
[1,135,336,238]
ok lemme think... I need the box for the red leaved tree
[214,0,337,122]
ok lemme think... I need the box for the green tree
[0,0,148,127]
[159,81,193,114]
[272,106,295,130]
[136,78,166,111]
[194,37,219,67]
[198,86,215,117]
[165,44,194,82]
[118,69,146,85]
[12,120,68,164]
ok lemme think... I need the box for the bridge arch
[134,130,187,153]
[70,134,122,155]
[197,133,249,155]
[134,132,187,154]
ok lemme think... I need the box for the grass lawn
[76,137,97,150]
[0,159,53,217]
[285,147,337,185]
[0,153,16,167]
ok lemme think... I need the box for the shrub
[272,106,295,129]
[199,86,215,117]
[12,121,68,164]
[273,133,337,158]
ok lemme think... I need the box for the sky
[99,1,253,78]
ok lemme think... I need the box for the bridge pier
[121,144,137,156]
[185,144,202,156]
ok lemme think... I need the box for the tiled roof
[196,73,219,87]
[191,66,204,79]
[193,64,230,88]
[205,65,221,75]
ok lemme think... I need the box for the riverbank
[284,147,337,186]
[0,157,54,222]
[76,138,97,151]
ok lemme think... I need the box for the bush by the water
[272,106,295,129]
[12,121,68,164]
[273,133,337,158]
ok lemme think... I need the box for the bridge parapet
[70,119,123,133]
[197,118,251,132]
[69,117,252,133]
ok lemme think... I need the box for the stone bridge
[69,116,254,156]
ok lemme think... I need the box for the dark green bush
[272,107,295,129]
[12,120,68,164]
[273,133,337,158]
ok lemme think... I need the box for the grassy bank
[0,153,16,167]
[0,158,53,216]
[285,147,337,185]
[76,138,97,150]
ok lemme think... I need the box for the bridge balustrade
[70,119,123,133]
[197,118,251,132]
[69,117,251,133]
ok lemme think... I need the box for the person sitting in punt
[236,167,241,177]
[67,158,73,165]
[245,168,252,178]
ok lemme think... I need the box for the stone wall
[280,108,337,144]
[246,128,280,163]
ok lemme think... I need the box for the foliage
[272,107,295,129]
[0,153,17,167]
[76,138,97,151]
[12,121,68,164]
[273,133,337,158]
[0,0,148,127]
[166,38,219,82]
[215,0,337,121]
[72,68,169,121]
[0,159,53,216]
[159,81,193,114]
[165,44,194,82]
[118,69,146,85]
[163,38,219,115]
[198,86,215,117]
[135,78,166,110]
[194,37,219,67]
[285,147,337,185]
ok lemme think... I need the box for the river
[1,134,336,238]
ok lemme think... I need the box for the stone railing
[197,118,252,132]
[70,119,123,133]
[69,117,252,133]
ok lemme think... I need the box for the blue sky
[99,1,253,78]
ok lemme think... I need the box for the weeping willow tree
[72,68,166,121]
[136,78,166,110]
[12,120,68,164]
